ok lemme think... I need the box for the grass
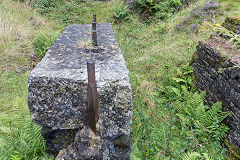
[0,0,61,159]
[0,0,240,159]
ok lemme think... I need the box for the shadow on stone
[41,127,79,156]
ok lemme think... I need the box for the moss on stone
[224,140,240,159]
[63,141,67,148]
[190,47,199,66]
[47,128,79,156]
[222,17,240,32]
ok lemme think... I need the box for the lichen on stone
[28,23,133,159]
[222,16,240,33]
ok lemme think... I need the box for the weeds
[176,0,220,32]
[33,31,60,58]
[131,0,189,20]
[0,0,60,159]
[130,63,229,159]
[113,4,130,23]
[30,0,63,14]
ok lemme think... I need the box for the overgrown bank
[0,0,240,159]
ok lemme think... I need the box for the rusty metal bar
[92,14,97,46]
[93,14,96,23]
[87,60,99,133]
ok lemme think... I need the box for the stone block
[229,67,240,79]
[214,75,231,99]
[228,78,240,92]
[199,42,220,60]
[198,50,217,67]
[228,129,240,150]
[28,23,132,159]
[209,67,218,78]
[220,59,235,68]
[229,89,240,107]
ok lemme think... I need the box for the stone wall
[28,23,132,159]
[192,17,240,153]
[222,17,240,34]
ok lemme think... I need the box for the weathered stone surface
[56,126,103,160]
[229,89,240,107]
[228,130,240,150]
[56,126,131,160]
[192,35,240,152]
[228,78,240,92]
[41,127,79,156]
[28,23,132,159]
[222,16,240,34]
[214,75,231,99]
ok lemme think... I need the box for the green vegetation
[113,3,130,23]
[134,0,185,20]
[0,104,50,160]
[33,31,60,58]
[0,0,240,159]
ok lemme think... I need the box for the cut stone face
[28,23,132,159]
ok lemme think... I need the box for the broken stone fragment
[56,126,102,160]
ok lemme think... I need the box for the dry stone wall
[192,17,240,152]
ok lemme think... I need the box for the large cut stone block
[28,23,132,159]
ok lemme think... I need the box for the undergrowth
[1,0,240,159]
[113,2,130,23]
[130,0,195,20]
[0,104,51,160]
[131,64,229,159]
[33,31,60,58]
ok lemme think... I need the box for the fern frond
[0,103,46,159]
[180,152,201,160]
[202,153,214,160]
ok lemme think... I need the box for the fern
[175,87,229,142]
[180,152,214,160]
[0,103,48,159]
[202,153,214,160]
[180,152,201,160]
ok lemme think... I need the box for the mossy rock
[222,16,240,34]
[42,128,79,156]
[224,140,240,159]
[190,50,198,65]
